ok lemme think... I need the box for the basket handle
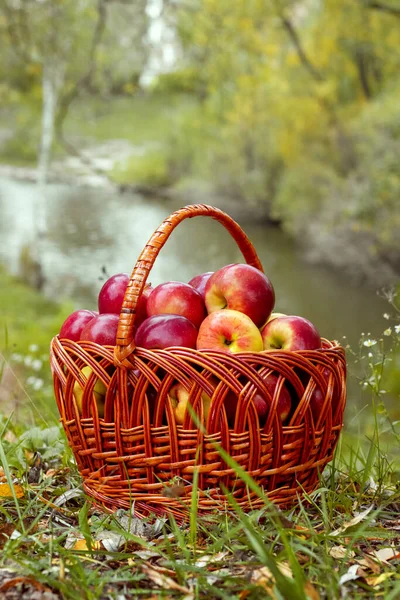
[115,204,264,365]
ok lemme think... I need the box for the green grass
[0,92,198,169]
[63,93,197,147]
[0,265,72,423]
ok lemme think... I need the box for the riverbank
[1,92,399,290]
[1,156,398,291]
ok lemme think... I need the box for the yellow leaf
[365,572,395,587]
[0,483,24,499]
[72,538,101,551]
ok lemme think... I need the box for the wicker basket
[50,204,346,520]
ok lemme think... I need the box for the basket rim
[53,335,344,354]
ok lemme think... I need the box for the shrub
[111,148,174,188]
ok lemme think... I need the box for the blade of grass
[0,434,25,532]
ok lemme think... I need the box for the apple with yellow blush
[168,382,213,425]
[73,365,107,417]
[196,309,263,354]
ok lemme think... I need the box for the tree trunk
[37,62,59,187]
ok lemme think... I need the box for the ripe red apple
[147,281,207,329]
[80,313,120,345]
[261,316,321,351]
[134,314,198,350]
[196,309,263,354]
[204,263,275,328]
[59,309,98,341]
[188,271,214,299]
[224,374,291,426]
[309,367,333,422]
[224,388,268,425]
[262,373,291,422]
[98,273,130,314]
[135,284,153,328]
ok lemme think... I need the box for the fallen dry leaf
[0,483,24,499]
[0,523,15,549]
[303,581,321,600]
[0,575,52,593]
[356,554,381,574]
[194,551,229,568]
[141,564,191,594]
[339,564,369,586]
[365,572,396,587]
[370,545,400,563]
[251,566,277,599]
[65,532,101,551]
[328,545,355,559]
[331,505,374,537]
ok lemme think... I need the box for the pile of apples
[59,264,326,426]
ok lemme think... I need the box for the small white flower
[29,344,39,352]
[11,353,23,363]
[368,352,373,358]
[24,356,33,367]
[32,378,44,391]
[383,313,390,320]
[26,376,36,386]
[31,359,43,372]
[363,339,377,347]
[383,328,392,336]
[395,325,400,334]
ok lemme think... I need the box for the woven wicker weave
[50,204,346,519]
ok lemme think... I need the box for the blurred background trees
[0,0,399,284]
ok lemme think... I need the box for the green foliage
[0,265,72,422]
[0,133,37,166]
[112,148,174,188]
[152,68,203,95]
[161,0,400,279]
[272,84,400,270]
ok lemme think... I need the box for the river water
[0,177,392,419]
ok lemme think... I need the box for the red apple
[80,313,120,345]
[135,284,153,328]
[205,263,275,328]
[188,271,214,299]
[309,367,333,422]
[147,281,207,329]
[196,309,263,354]
[134,314,198,350]
[59,309,98,341]
[261,316,321,351]
[98,273,129,314]
[224,374,291,426]
[262,373,291,422]
[225,390,269,425]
